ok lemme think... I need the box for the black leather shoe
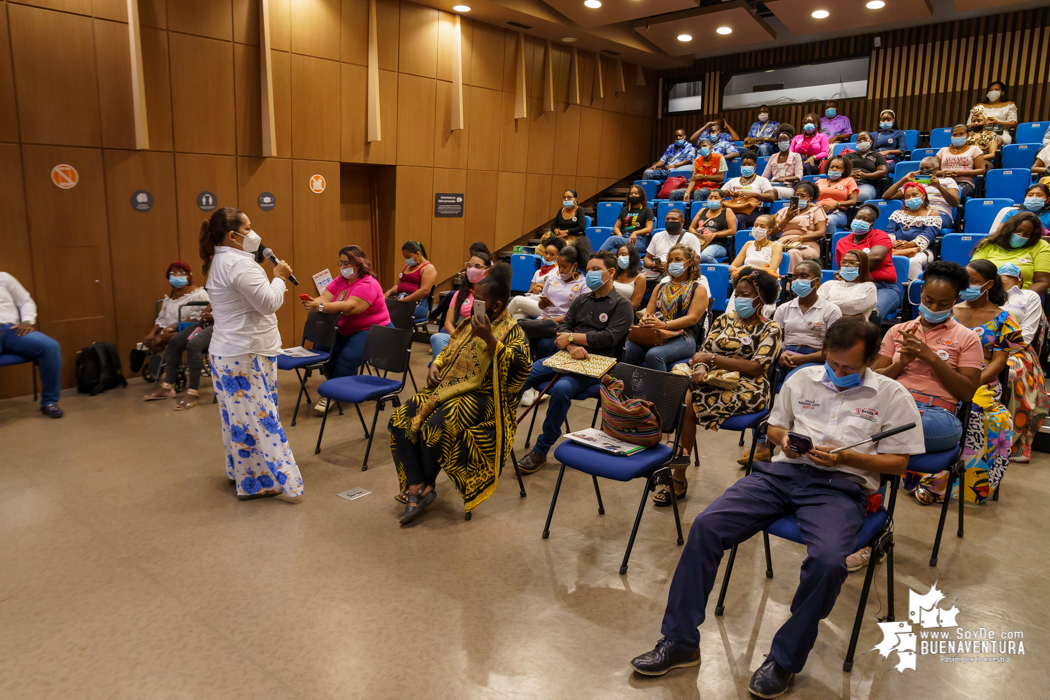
[630,637,701,676]
[400,489,437,526]
[516,450,547,475]
[748,655,794,698]
[40,403,64,419]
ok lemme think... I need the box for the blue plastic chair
[0,354,38,401]
[277,311,339,427]
[801,174,820,184]
[831,231,849,267]
[596,201,621,228]
[1015,122,1049,145]
[726,158,741,179]
[821,269,835,284]
[633,180,659,202]
[893,160,922,182]
[930,127,953,149]
[657,200,687,229]
[867,198,902,230]
[964,198,1014,233]
[585,214,592,228]
[770,200,789,215]
[910,148,937,162]
[985,169,1030,202]
[1001,143,1040,170]
[830,143,851,157]
[756,156,769,177]
[904,129,919,153]
[940,233,987,265]
[701,263,731,312]
[891,255,909,301]
[850,133,857,143]
[544,364,693,574]
[907,278,923,319]
[314,325,413,469]
[511,254,541,293]
[586,226,615,250]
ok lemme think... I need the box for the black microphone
[261,247,299,286]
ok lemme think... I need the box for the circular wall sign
[258,191,276,211]
[130,190,153,212]
[51,164,79,189]
[197,191,217,211]
[309,174,326,193]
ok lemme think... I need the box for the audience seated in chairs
[763,126,802,199]
[874,109,908,168]
[792,113,829,175]
[729,212,781,274]
[301,245,392,413]
[968,80,1017,144]
[669,138,728,203]
[743,105,780,158]
[689,118,740,161]
[630,317,923,698]
[937,125,987,200]
[648,209,703,278]
[390,263,531,525]
[990,184,1050,235]
[384,241,436,324]
[143,261,209,354]
[515,251,634,476]
[550,188,587,240]
[815,155,859,237]
[624,244,708,372]
[884,158,960,231]
[144,304,214,410]
[599,185,655,254]
[721,152,775,229]
[654,268,782,506]
[999,263,1050,462]
[844,131,888,202]
[507,237,565,320]
[612,243,646,310]
[835,203,902,325]
[884,182,939,282]
[970,212,1050,295]
[819,250,879,320]
[431,251,492,358]
[771,181,825,273]
[966,107,1004,161]
[644,129,696,182]
[819,99,852,145]
[774,260,843,381]
[682,193,733,264]
[0,271,63,418]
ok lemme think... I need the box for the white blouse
[1002,286,1043,345]
[743,241,774,269]
[154,287,210,328]
[206,247,287,357]
[818,279,878,318]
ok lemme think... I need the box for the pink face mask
[466,267,485,283]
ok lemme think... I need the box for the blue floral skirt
[211,353,303,498]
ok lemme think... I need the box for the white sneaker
[846,546,872,573]
[314,397,328,415]
[520,389,538,407]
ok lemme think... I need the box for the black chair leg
[590,400,601,428]
[929,467,956,566]
[511,452,526,497]
[408,368,418,392]
[291,369,307,427]
[993,484,1000,501]
[738,430,745,447]
[886,538,895,621]
[763,531,773,578]
[844,535,882,672]
[361,402,382,471]
[693,446,699,467]
[592,476,605,515]
[715,544,739,616]
[667,471,684,546]
[524,404,540,449]
[336,400,344,416]
[542,464,567,539]
[314,397,332,454]
[355,403,370,438]
[957,465,965,537]
[620,475,656,575]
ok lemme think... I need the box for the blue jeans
[331,323,393,378]
[781,344,822,386]
[413,297,430,323]
[623,333,696,372]
[430,332,450,359]
[522,363,599,455]
[644,168,670,181]
[873,281,902,326]
[661,461,866,673]
[0,324,62,406]
[599,235,648,255]
[916,402,962,452]
[754,142,774,157]
[856,183,877,203]
[826,209,847,237]
[700,244,727,263]
[670,187,710,202]
[937,211,953,230]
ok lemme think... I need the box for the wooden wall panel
[395,74,436,167]
[339,163,374,260]
[21,145,115,389]
[602,57,626,114]
[291,159,341,333]
[465,87,501,172]
[494,171,526,246]
[429,168,466,284]
[464,169,497,253]
[13,0,91,15]
[522,173,552,234]
[102,150,179,355]
[526,97,556,175]
[290,55,341,161]
[552,103,582,177]
[341,0,367,66]
[598,111,624,179]
[575,107,603,178]
[575,176,598,201]
[138,0,166,29]
[436,9,470,85]
[9,4,101,147]
[266,0,290,51]
[468,21,503,91]
[140,27,173,152]
[271,49,293,159]
[498,91,529,173]
[434,79,468,170]
[169,33,236,155]
[375,0,399,71]
[167,0,231,41]
[398,1,438,79]
[391,165,433,282]
[173,154,239,271]
[232,0,259,45]
[234,43,262,157]
[0,4,19,143]
[92,0,125,21]
[290,0,340,60]
[341,65,398,164]
[501,30,534,95]
[0,144,34,399]
[94,19,135,150]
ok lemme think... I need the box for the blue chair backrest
[830,143,850,157]
[725,158,741,179]
[849,133,857,143]
[893,160,922,182]
[821,269,836,284]
[770,200,789,214]
[801,174,819,183]
[930,127,953,149]
[1016,122,1049,145]
[657,200,687,229]
[867,198,902,230]
[778,255,791,277]
[584,214,592,228]
[964,198,1014,233]
[910,148,937,162]
[633,180,658,202]
[831,231,850,266]
[940,233,987,266]
[597,201,620,227]
[1001,143,1040,170]
[586,227,615,250]
[908,278,924,309]
[736,228,755,249]
[756,156,769,177]
[904,129,919,153]
[668,165,692,177]
[891,255,909,292]
[701,264,731,312]
[985,169,1030,202]
[511,254,541,292]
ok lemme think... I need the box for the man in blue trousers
[630,317,923,697]
[0,272,63,418]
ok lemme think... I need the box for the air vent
[600,49,621,56]
[506,21,532,29]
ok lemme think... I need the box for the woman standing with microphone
[200,208,304,500]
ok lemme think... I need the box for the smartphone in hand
[789,196,799,209]
[473,299,486,318]
[787,431,814,454]
[299,294,312,301]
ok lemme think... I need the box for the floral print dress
[212,353,303,498]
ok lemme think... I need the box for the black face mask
[665,221,683,234]
[628,195,641,205]
[968,124,984,132]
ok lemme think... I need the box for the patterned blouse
[966,308,1024,395]
[701,312,780,373]
[885,210,941,250]
[656,279,700,336]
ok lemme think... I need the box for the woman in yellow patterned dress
[390,263,531,525]
[654,268,782,505]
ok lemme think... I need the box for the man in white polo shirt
[630,317,923,698]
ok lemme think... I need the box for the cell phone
[789,196,799,209]
[914,174,931,184]
[787,431,814,454]
[473,298,486,318]
[652,257,663,265]
[299,294,312,301]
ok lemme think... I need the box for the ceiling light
[562,37,577,42]
[677,34,692,42]
[453,4,470,11]
[811,9,829,18]
[584,0,601,8]
[716,26,732,35]
[865,0,885,7]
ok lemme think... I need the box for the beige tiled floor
[1,353,1048,699]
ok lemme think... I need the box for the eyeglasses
[337,261,354,268]
[464,262,487,269]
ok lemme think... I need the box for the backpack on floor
[76,342,128,395]
[656,176,688,199]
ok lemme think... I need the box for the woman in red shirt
[385,241,437,323]
[833,203,902,326]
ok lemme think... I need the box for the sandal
[653,478,688,507]
[400,487,437,526]
[144,386,176,401]
[395,490,409,505]
[915,485,944,505]
[174,394,199,411]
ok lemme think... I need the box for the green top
[971,237,1050,289]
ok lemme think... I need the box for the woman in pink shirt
[430,251,492,358]
[301,245,392,380]
[791,113,830,175]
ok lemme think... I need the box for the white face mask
[758,112,769,122]
[987,89,1002,102]
[237,230,262,253]
[340,266,355,279]
[752,227,768,241]
[856,141,871,152]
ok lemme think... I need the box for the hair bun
[489,261,512,285]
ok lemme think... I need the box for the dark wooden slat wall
[654,7,1050,157]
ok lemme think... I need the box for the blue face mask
[796,197,809,208]
[675,139,685,146]
[734,296,757,319]
[741,166,755,177]
[824,362,864,389]
[919,302,953,324]
[959,284,985,301]
[706,200,721,210]
[905,197,923,210]
[951,136,968,147]
[839,266,860,281]
[667,262,686,277]
[699,147,711,157]
[405,257,416,266]
[778,141,790,151]
[1023,197,1046,211]
[827,170,842,180]
[791,278,813,297]
[585,270,607,291]
[825,108,837,118]
[803,123,816,133]
[998,263,1022,277]
[170,275,188,288]
[880,121,893,129]
[617,255,630,270]
[563,200,574,208]
[1010,233,1029,249]
[851,219,871,234]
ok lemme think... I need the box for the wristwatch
[568,332,575,345]
[319,302,324,313]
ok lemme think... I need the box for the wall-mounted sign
[309,174,326,193]
[51,164,78,189]
[130,190,153,212]
[435,193,464,218]
[197,191,217,211]
[258,191,276,211]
